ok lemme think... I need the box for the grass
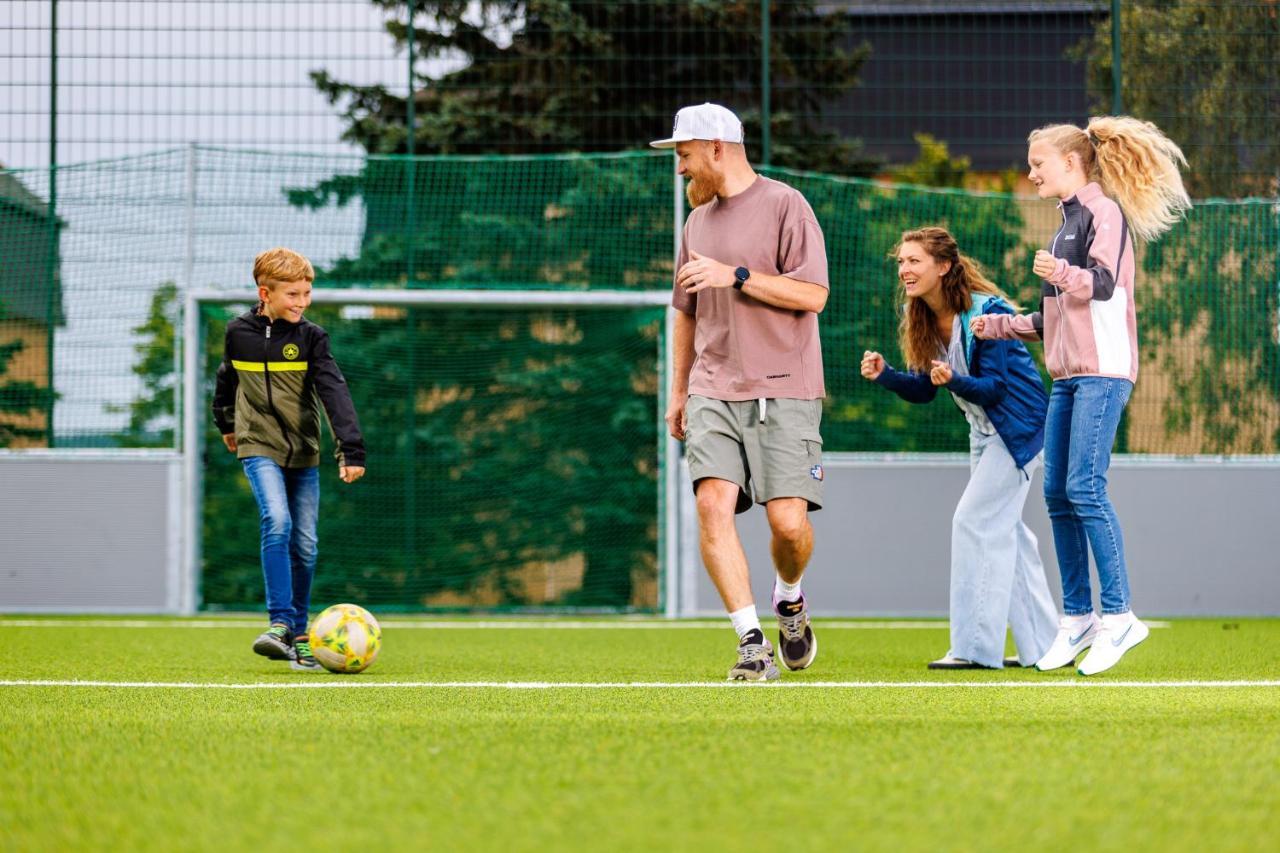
[1,617,1278,851]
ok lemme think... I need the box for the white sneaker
[1035,614,1100,671]
[1077,614,1149,676]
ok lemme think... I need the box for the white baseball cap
[649,102,744,148]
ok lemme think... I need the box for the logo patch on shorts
[810,464,824,481]
[282,343,300,360]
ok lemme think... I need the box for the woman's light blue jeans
[1043,376,1134,616]
[241,456,319,634]
[949,430,1058,668]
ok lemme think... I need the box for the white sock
[1065,612,1096,628]
[1102,611,1134,629]
[729,605,761,640]
[774,576,802,602]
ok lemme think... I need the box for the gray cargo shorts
[684,395,824,515]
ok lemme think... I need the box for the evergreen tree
[310,0,874,174]
[109,282,178,448]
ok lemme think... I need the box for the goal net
[188,288,672,614]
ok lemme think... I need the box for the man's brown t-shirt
[672,176,829,401]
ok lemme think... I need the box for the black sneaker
[727,629,780,682]
[252,624,293,660]
[290,634,324,672]
[773,594,817,671]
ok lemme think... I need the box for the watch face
[735,266,749,282]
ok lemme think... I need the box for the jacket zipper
[1049,203,1075,380]
[263,323,295,467]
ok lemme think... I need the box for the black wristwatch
[733,266,750,290]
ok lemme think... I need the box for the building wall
[828,9,1101,171]
[0,319,50,448]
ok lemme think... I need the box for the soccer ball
[309,603,382,673]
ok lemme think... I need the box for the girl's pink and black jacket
[984,182,1138,383]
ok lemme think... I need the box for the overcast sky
[2,0,473,170]
[2,1,476,436]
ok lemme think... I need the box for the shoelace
[777,610,807,641]
[268,626,290,640]
[737,643,773,665]
[294,640,314,660]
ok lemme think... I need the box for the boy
[212,248,366,671]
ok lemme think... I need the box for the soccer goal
[181,287,681,617]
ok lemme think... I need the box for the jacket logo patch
[282,344,300,360]
[1064,234,1076,240]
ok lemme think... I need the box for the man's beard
[685,171,723,208]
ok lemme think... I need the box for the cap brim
[649,133,693,149]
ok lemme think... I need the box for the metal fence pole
[45,0,58,448]
[1111,0,1123,114]
[176,142,197,452]
[406,0,417,285]
[404,0,418,579]
[760,0,771,166]
[181,290,202,614]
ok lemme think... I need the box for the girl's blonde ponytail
[1085,116,1191,241]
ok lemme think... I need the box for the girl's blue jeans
[1042,377,1134,616]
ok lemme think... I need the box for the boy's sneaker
[774,594,817,671]
[252,624,293,660]
[1077,614,1149,676]
[727,629,780,682]
[290,634,324,672]
[1035,614,1100,671]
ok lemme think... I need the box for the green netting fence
[1,147,1277,609]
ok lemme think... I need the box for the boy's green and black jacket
[212,309,365,469]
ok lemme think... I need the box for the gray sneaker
[727,629,780,682]
[289,634,324,672]
[774,594,817,671]
[252,624,293,660]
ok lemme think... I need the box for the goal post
[182,287,682,617]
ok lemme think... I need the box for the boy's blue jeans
[1042,377,1133,617]
[241,457,319,634]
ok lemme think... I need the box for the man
[651,103,830,681]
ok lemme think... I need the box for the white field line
[0,679,1273,690]
[0,619,1174,630]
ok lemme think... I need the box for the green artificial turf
[1,617,1277,851]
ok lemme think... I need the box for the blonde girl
[971,116,1190,675]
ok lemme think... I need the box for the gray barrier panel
[3,451,1275,616]
[0,452,181,613]
[684,455,1280,617]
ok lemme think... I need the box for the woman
[862,226,1056,669]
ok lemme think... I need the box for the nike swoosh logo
[1069,628,1092,645]
[1111,625,1134,647]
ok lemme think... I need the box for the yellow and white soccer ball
[309,603,382,673]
